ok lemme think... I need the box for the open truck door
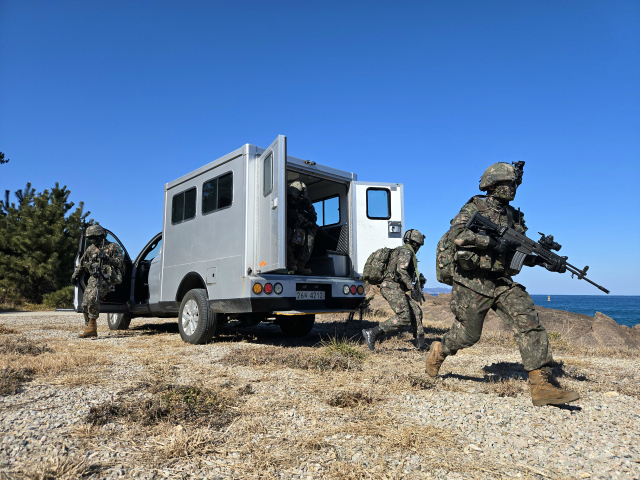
[255,135,287,274]
[352,182,404,276]
[73,226,132,314]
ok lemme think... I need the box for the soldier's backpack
[435,229,455,286]
[362,247,393,285]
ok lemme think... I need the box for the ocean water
[530,295,640,328]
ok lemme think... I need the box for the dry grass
[6,456,95,480]
[87,382,252,428]
[328,390,374,408]
[222,336,368,372]
[0,324,19,334]
[0,367,34,395]
[0,336,52,355]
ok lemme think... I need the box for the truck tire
[107,313,132,330]
[178,289,217,344]
[277,314,315,337]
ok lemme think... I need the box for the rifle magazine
[510,251,527,272]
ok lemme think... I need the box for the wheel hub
[182,299,199,336]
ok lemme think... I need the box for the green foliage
[42,286,74,309]
[0,182,90,303]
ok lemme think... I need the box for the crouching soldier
[362,229,426,351]
[71,225,124,338]
[287,181,319,275]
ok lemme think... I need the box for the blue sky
[1,1,639,295]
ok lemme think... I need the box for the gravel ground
[0,313,639,479]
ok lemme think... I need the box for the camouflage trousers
[442,281,552,372]
[82,277,111,319]
[379,281,424,337]
[287,225,318,271]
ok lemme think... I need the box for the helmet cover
[479,162,523,191]
[86,225,106,238]
[403,229,425,246]
[288,180,308,199]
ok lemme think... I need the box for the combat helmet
[403,229,425,246]
[288,180,308,199]
[86,225,106,238]
[479,161,525,191]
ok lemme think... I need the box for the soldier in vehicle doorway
[71,225,124,338]
[287,181,319,275]
[362,229,427,351]
[426,162,579,406]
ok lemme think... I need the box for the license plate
[296,290,325,300]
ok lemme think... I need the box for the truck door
[255,135,287,274]
[352,182,404,275]
[73,227,133,313]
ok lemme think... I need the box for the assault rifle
[91,237,110,302]
[465,212,609,294]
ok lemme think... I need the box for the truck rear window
[202,172,233,214]
[172,187,197,224]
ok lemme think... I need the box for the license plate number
[296,290,325,300]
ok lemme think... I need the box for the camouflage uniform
[74,240,124,319]
[441,191,551,372]
[287,182,318,273]
[379,244,424,337]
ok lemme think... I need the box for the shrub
[42,286,74,309]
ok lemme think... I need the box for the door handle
[271,197,278,210]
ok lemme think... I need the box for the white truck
[73,135,405,343]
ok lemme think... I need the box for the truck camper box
[73,135,405,344]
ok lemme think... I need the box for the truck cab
[74,135,405,344]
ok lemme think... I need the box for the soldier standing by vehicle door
[362,229,426,351]
[426,162,579,407]
[286,181,319,275]
[71,225,124,338]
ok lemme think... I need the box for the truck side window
[312,195,340,227]
[202,172,234,215]
[366,188,391,220]
[171,187,197,224]
[263,152,273,196]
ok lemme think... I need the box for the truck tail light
[264,283,273,294]
[342,285,350,295]
[274,283,283,295]
[357,285,364,295]
[253,283,263,294]
[350,285,357,295]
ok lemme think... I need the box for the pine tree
[0,183,90,303]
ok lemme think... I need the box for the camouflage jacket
[287,197,317,230]
[383,244,417,292]
[450,195,535,296]
[74,241,124,284]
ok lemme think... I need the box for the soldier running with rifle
[428,162,607,406]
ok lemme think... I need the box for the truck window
[202,171,234,215]
[312,195,340,227]
[263,152,273,196]
[172,187,197,224]
[366,188,390,220]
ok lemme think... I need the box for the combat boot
[79,318,98,338]
[426,341,447,377]
[362,326,383,351]
[295,267,312,276]
[528,368,580,406]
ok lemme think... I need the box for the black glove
[488,237,521,254]
[537,256,567,273]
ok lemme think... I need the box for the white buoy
[548,295,551,302]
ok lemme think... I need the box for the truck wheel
[277,314,315,337]
[107,313,132,330]
[178,289,217,344]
